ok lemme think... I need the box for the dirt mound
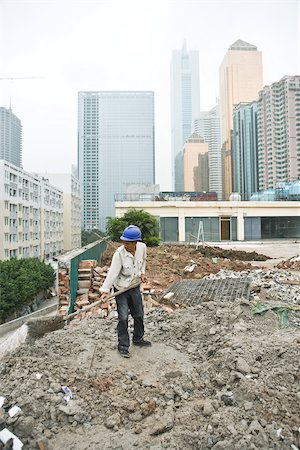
[101,244,258,294]
[277,256,300,271]
[1,269,300,449]
[197,245,269,261]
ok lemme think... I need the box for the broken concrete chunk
[0,428,23,450]
[236,357,251,374]
[163,292,174,301]
[105,413,121,429]
[8,406,21,418]
[58,400,82,416]
[202,399,214,416]
[150,406,174,435]
[183,264,196,273]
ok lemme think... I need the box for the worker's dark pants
[115,286,144,351]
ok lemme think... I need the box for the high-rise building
[171,41,200,190]
[0,160,64,261]
[39,173,81,251]
[232,102,259,200]
[219,39,263,199]
[194,104,222,198]
[0,107,22,168]
[78,91,155,231]
[257,75,300,190]
[182,133,209,191]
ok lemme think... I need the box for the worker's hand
[141,274,147,283]
[100,292,109,302]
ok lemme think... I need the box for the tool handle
[65,281,141,320]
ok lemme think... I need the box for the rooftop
[229,39,258,51]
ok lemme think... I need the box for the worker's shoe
[118,349,130,358]
[133,339,152,347]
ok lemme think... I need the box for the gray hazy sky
[0,0,299,190]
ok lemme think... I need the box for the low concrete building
[115,198,300,242]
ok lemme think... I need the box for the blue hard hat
[120,225,142,241]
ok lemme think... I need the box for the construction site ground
[0,240,300,450]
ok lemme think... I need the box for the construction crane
[0,76,45,80]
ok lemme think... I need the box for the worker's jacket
[100,242,146,293]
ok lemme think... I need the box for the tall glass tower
[171,41,200,191]
[0,107,22,168]
[232,101,259,200]
[194,104,222,199]
[219,39,262,199]
[78,91,155,231]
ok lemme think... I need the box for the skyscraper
[194,104,222,199]
[78,91,155,231]
[219,39,263,199]
[182,133,209,191]
[171,41,200,190]
[257,76,300,190]
[232,102,259,199]
[0,107,22,168]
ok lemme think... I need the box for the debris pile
[197,245,269,261]
[101,244,262,296]
[57,268,70,316]
[1,268,300,450]
[58,261,111,319]
[75,260,111,319]
[277,255,300,271]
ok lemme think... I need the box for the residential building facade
[0,107,22,168]
[78,91,155,231]
[194,104,222,198]
[40,173,81,251]
[232,101,259,199]
[257,75,300,190]
[219,39,263,199]
[171,41,200,190]
[0,160,63,261]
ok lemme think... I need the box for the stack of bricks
[57,268,70,316]
[74,260,112,319]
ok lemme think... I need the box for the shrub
[106,209,160,246]
[0,258,55,322]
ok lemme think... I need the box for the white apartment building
[0,160,63,261]
[40,173,81,251]
[257,75,300,190]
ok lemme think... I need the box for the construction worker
[100,225,152,358]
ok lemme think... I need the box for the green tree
[81,229,105,247]
[0,258,55,323]
[106,209,160,246]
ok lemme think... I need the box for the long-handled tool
[65,280,141,321]
[0,282,142,358]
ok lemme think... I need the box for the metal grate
[162,278,250,306]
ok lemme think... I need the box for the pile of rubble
[277,256,300,271]
[101,244,265,296]
[58,261,111,319]
[0,267,300,450]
